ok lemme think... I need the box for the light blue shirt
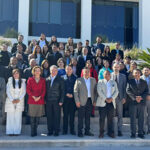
[50,75,56,86]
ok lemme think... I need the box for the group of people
[0,34,150,139]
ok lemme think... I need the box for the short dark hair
[52,43,58,47]
[133,69,141,74]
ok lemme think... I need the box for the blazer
[0,77,6,102]
[46,51,62,66]
[27,77,46,105]
[46,75,64,103]
[96,79,118,108]
[76,55,93,77]
[74,77,97,106]
[111,73,127,102]
[111,49,124,61]
[5,77,26,112]
[126,78,148,105]
[141,75,150,94]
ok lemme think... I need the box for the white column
[139,0,150,50]
[18,0,30,46]
[81,0,92,45]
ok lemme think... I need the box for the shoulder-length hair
[32,45,41,57]
[41,59,49,70]
[12,69,22,89]
[32,66,43,76]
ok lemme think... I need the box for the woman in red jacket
[81,60,98,117]
[27,66,46,137]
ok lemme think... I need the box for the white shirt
[39,40,46,49]
[84,77,91,98]
[36,54,41,65]
[104,79,112,98]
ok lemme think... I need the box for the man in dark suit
[46,44,62,67]
[111,42,124,61]
[11,35,26,53]
[0,77,6,125]
[76,47,93,77]
[92,36,105,54]
[62,65,77,135]
[46,65,64,136]
[126,69,148,139]
[112,63,127,136]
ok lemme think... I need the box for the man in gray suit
[111,63,127,136]
[0,77,6,124]
[74,67,97,137]
[141,67,150,134]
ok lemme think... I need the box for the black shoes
[130,133,136,138]
[78,133,84,137]
[85,131,94,136]
[54,132,59,136]
[99,133,104,138]
[118,131,123,137]
[47,132,53,136]
[108,133,115,138]
[70,131,76,135]
[138,134,145,139]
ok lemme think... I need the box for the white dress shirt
[39,40,46,49]
[84,77,91,98]
[104,79,112,98]
[36,54,41,65]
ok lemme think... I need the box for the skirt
[28,104,45,117]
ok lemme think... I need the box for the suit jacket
[111,73,127,102]
[74,77,97,106]
[0,77,6,102]
[92,43,105,54]
[141,75,150,94]
[76,55,93,77]
[111,49,124,61]
[46,75,64,103]
[46,51,62,66]
[126,79,148,105]
[96,79,118,108]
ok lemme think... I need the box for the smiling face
[66,66,73,76]
[13,71,20,79]
[50,67,58,77]
[133,69,141,80]
[83,68,90,79]
[34,67,41,78]
[103,71,111,81]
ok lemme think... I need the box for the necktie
[115,75,118,85]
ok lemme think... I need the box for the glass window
[0,0,18,35]
[29,0,81,38]
[92,0,139,48]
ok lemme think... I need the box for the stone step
[0,116,131,125]
[0,134,150,148]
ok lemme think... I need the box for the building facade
[0,0,149,50]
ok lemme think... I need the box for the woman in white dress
[5,69,26,136]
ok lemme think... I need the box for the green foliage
[138,48,150,69]
[0,38,12,47]
[124,47,141,60]
[3,28,19,39]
